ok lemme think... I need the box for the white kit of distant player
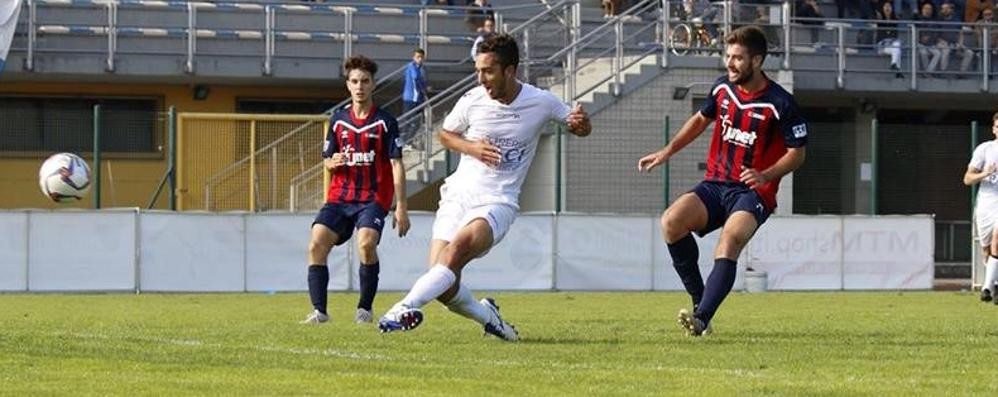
[968,113,998,302]
[38,152,92,202]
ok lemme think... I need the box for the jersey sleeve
[321,116,338,158]
[549,92,572,124]
[970,144,987,170]
[385,116,403,159]
[697,76,726,118]
[442,91,473,134]
[778,96,808,148]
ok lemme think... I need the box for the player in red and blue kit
[302,55,411,325]
[638,26,808,336]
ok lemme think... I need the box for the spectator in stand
[471,17,495,59]
[890,0,919,18]
[465,0,494,32]
[916,1,944,73]
[966,0,996,21]
[602,0,624,19]
[836,0,873,19]
[797,0,825,44]
[876,0,905,77]
[402,48,428,138]
[974,7,998,73]
[937,1,975,74]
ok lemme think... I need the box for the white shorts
[431,199,518,253]
[977,208,996,247]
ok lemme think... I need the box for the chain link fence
[177,114,327,212]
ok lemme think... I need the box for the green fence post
[870,118,878,215]
[555,124,563,213]
[663,115,670,207]
[93,104,101,209]
[168,106,177,211]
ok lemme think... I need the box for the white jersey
[441,82,571,208]
[971,140,998,212]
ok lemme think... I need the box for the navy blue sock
[307,265,329,314]
[667,234,703,307]
[357,262,380,311]
[695,258,737,324]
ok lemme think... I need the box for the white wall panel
[245,214,350,292]
[461,214,554,290]
[28,210,136,291]
[372,212,435,291]
[0,211,28,291]
[746,217,844,290]
[841,216,933,289]
[139,212,244,291]
[556,214,654,290]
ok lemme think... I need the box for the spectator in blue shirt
[402,48,428,138]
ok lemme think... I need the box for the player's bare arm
[637,111,713,172]
[566,103,592,137]
[323,153,346,171]
[964,163,997,186]
[391,158,410,237]
[740,147,806,189]
[438,129,502,167]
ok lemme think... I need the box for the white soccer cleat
[354,308,374,324]
[300,309,329,325]
[378,305,424,333]
[480,297,519,342]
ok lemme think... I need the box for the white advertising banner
[460,214,554,290]
[372,212,435,291]
[140,212,244,291]
[28,210,136,291]
[245,213,350,292]
[0,211,28,291]
[841,216,933,289]
[746,216,844,290]
[556,214,654,290]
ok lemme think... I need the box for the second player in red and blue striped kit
[302,55,410,326]
[639,26,808,338]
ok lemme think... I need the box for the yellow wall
[0,82,344,210]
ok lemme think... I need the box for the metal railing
[286,0,582,212]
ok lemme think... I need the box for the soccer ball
[39,153,92,202]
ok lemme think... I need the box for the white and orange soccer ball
[38,153,92,202]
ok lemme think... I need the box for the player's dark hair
[343,55,378,77]
[994,111,998,122]
[478,33,519,70]
[413,48,425,56]
[725,25,768,63]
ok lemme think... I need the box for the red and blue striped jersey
[322,104,403,210]
[698,74,808,211]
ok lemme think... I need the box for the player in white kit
[965,111,998,303]
[378,34,592,341]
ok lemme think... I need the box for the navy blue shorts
[691,181,771,237]
[312,202,388,245]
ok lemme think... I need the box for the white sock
[397,265,457,310]
[444,283,497,326]
[986,256,998,292]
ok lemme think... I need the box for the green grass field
[1,291,995,396]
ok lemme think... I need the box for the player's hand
[637,150,668,172]
[566,103,591,137]
[740,167,768,189]
[985,163,997,175]
[470,138,502,168]
[393,206,410,237]
[324,153,346,170]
